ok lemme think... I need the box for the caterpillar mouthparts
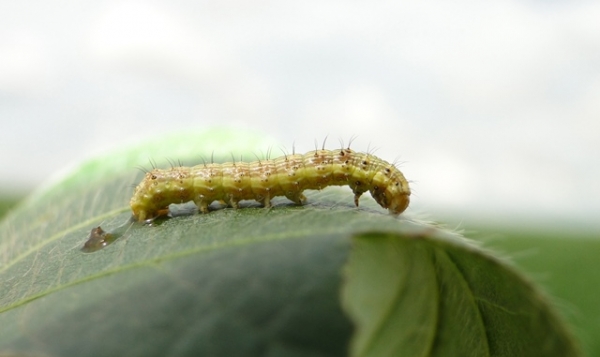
[130,148,410,222]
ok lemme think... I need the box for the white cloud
[1,0,599,226]
[0,31,52,95]
[87,2,220,81]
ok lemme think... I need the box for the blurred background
[1,1,599,230]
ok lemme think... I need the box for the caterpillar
[129,147,410,222]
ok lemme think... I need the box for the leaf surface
[0,129,581,357]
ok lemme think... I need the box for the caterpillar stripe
[130,148,410,222]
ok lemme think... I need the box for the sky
[1,1,599,229]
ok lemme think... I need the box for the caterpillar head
[387,191,410,215]
[370,181,410,215]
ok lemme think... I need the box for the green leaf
[0,129,581,356]
[474,229,600,357]
[342,232,581,357]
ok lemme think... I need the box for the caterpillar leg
[353,192,363,207]
[349,182,368,208]
[156,208,170,217]
[194,199,210,214]
[256,194,272,208]
[134,207,169,224]
[285,191,307,205]
[228,198,240,209]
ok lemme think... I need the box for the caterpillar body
[130,148,410,222]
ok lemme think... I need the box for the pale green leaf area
[0,129,581,356]
[472,229,600,357]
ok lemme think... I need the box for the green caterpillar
[130,148,411,222]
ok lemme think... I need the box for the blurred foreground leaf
[0,129,580,356]
[343,232,579,356]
